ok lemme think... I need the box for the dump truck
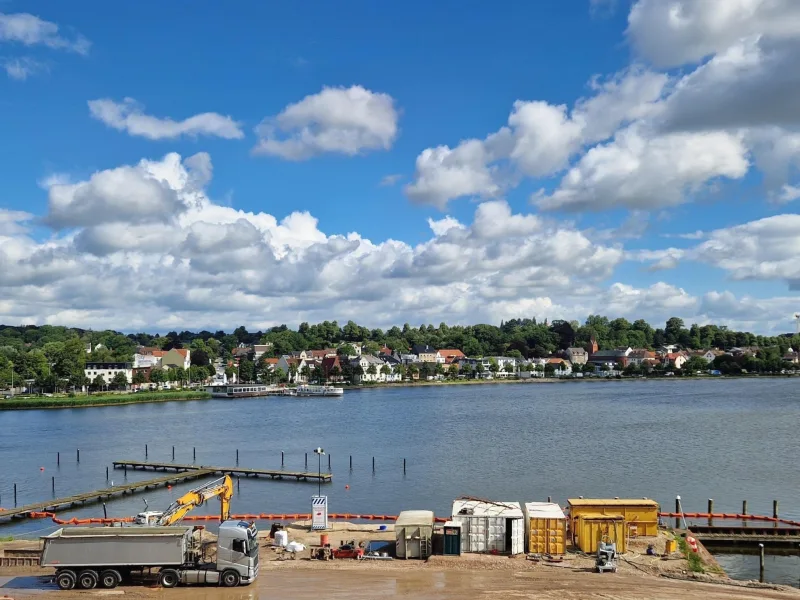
[40,520,259,590]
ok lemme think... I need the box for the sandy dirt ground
[2,523,798,600]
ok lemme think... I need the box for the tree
[393,364,406,381]
[406,364,418,380]
[503,363,515,375]
[190,349,210,367]
[300,365,312,382]
[132,371,147,386]
[149,368,165,386]
[380,364,391,380]
[544,363,556,376]
[366,364,378,378]
[111,372,129,390]
[475,363,485,377]
[682,356,709,374]
[337,344,357,357]
[92,374,106,390]
[312,365,324,384]
[434,363,445,377]
[351,364,364,384]
[488,358,500,377]
[623,363,640,377]
[328,365,341,382]
[448,363,459,379]
[288,363,298,383]
[273,367,287,383]
[239,360,255,382]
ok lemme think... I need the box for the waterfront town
[3,316,800,395]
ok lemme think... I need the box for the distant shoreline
[2,373,794,410]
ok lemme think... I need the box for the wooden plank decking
[112,460,332,482]
[0,469,216,521]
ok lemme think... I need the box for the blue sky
[1,0,799,334]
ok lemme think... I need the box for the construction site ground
[2,521,799,599]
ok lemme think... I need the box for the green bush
[0,391,211,410]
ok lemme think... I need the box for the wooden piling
[349,455,352,470]
[403,458,406,474]
[51,476,54,494]
[13,483,17,506]
[675,497,680,529]
[193,447,196,461]
[77,449,80,462]
[102,503,107,519]
[172,446,175,460]
[372,457,375,473]
[145,444,148,458]
[106,466,109,480]
[281,451,284,467]
[57,452,60,466]
[328,454,331,471]
[759,543,765,582]
[236,449,239,465]
[237,477,240,492]
[708,499,714,526]
[742,500,748,515]
[305,453,308,469]
[773,500,779,519]
[547,496,552,503]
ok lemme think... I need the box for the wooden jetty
[112,460,333,482]
[690,524,800,548]
[0,469,216,521]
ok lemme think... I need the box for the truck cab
[215,520,259,584]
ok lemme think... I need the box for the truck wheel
[55,570,77,590]
[78,569,98,589]
[221,569,240,587]
[100,569,121,589]
[159,569,180,588]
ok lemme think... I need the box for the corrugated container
[573,514,626,554]
[523,502,566,555]
[395,510,434,559]
[451,499,524,555]
[442,521,461,556]
[568,498,659,537]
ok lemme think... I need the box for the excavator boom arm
[156,475,234,526]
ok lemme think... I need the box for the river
[1,378,798,585]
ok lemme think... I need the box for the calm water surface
[1,378,798,584]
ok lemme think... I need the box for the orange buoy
[167,485,172,490]
[40,467,45,471]
[345,485,350,490]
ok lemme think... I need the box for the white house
[351,354,389,383]
[133,353,161,369]
[84,362,133,385]
[479,357,518,377]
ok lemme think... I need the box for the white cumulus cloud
[253,85,399,160]
[88,98,244,141]
[0,11,90,54]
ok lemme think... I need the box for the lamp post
[313,447,325,497]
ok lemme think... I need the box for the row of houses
[85,347,192,385]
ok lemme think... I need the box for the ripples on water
[0,378,798,584]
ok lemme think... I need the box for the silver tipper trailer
[41,520,259,590]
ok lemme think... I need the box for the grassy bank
[0,390,211,410]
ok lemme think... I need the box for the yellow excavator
[134,475,234,526]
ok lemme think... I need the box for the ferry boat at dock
[295,384,344,397]
[204,384,273,398]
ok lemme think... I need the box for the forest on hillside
[1,316,796,387]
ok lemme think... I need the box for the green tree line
[2,317,797,387]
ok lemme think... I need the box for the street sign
[311,495,328,530]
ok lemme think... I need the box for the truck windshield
[247,528,259,556]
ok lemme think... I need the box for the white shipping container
[451,500,524,555]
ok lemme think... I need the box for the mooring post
[193,447,196,462]
[305,453,308,469]
[106,466,109,480]
[281,451,284,467]
[237,477,240,492]
[51,476,55,494]
[708,499,714,526]
[236,449,239,465]
[145,444,148,458]
[349,455,352,470]
[742,499,748,528]
[13,483,17,506]
[57,451,60,466]
[103,503,108,519]
[403,458,406,474]
[547,496,552,503]
[328,454,331,471]
[77,448,80,462]
[675,496,681,529]
[124,464,127,476]
[172,446,175,460]
[759,543,765,582]
[773,500,779,519]
[372,457,375,473]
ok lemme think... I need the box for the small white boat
[295,384,344,397]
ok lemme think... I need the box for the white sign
[311,495,328,530]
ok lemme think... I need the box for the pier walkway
[112,460,333,482]
[0,469,216,521]
[689,524,800,549]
